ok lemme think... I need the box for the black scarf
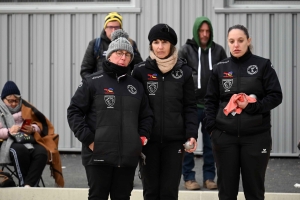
[103,60,129,77]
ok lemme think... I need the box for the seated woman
[0,81,64,187]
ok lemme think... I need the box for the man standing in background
[178,16,227,190]
[80,12,143,79]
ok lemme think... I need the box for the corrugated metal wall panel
[0,1,299,156]
[271,13,294,155]
[32,14,51,118]
[294,14,300,154]
[0,15,8,87]
[52,14,73,149]
[214,14,227,52]
[11,14,30,100]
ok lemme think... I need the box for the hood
[100,29,112,43]
[192,16,213,50]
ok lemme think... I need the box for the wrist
[32,126,35,133]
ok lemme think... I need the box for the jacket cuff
[83,133,94,147]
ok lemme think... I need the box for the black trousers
[211,130,271,200]
[141,141,185,200]
[85,165,136,200]
[10,143,48,186]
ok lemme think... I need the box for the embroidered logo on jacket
[261,149,267,153]
[104,88,115,108]
[147,81,158,95]
[148,73,158,80]
[223,71,233,78]
[104,88,114,94]
[92,75,103,79]
[222,79,233,92]
[104,95,115,108]
[78,81,83,87]
[247,65,258,75]
[127,85,137,94]
[217,60,229,65]
[172,69,183,79]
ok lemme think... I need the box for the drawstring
[197,48,201,89]
[208,48,212,70]
[197,47,212,89]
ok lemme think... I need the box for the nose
[120,54,126,59]
[158,42,163,48]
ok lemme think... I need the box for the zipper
[118,85,123,167]
[237,64,240,137]
[161,76,165,143]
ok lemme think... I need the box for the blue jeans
[182,108,216,182]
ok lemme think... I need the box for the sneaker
[204,179,217,190]
[184,180,201,190]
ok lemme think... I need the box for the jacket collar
[230,48,252,63]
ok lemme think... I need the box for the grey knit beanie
[106,30,134,63]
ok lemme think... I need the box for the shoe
[204,179,217,190]
[184,180,201,190]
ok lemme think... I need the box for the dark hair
[227,24,253,51]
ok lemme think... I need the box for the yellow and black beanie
[104,12,123,29]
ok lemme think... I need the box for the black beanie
[1,81,21,100]
[148,24,177,45]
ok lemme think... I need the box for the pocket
[210,129,222,141]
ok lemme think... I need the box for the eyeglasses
[5,97,20,104]
[115,51,131,59]
[106,26,121,30]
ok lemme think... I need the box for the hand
[20,125,34,134]
[9,125,21,134]
[89,142,94,151]
[237,99,248,109]
[184,137,197,153]
[140,136,148,146]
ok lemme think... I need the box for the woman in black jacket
[205,24,282,200]
[132,24,198,200]
[67,30,153,200]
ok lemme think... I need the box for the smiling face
[151,39,171,59]
[227,28,251,58]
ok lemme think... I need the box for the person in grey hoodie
[178,16,227,190]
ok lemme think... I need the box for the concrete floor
[38,153,300,193]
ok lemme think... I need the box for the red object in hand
[140,136,147,146]
[21,119,32,130]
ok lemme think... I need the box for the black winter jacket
[80,29,143,79]
[205,50,282,136]
[178,39,227,106]
[68,61,153,167]
[132,57,198,143]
